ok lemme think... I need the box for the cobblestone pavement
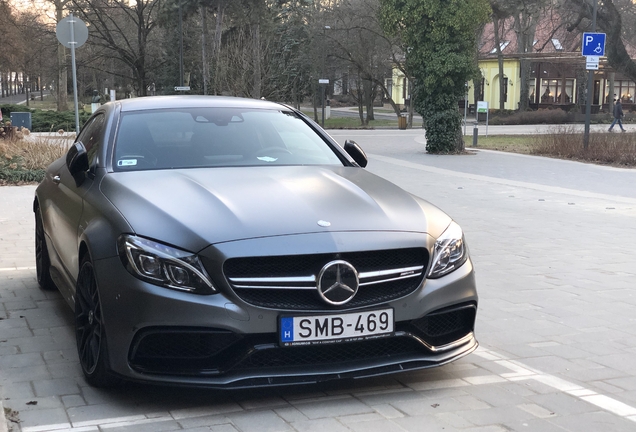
[2,130,636,431]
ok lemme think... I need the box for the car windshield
[113,108,344,171]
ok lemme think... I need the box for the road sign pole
[69,13,81,134]
[584,0,598,150]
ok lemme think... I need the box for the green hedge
[1,104,91,132]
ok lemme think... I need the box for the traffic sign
[174,86,190,91]
[582,32,606,57]
[586,56,599,70]
[56,15,88,48]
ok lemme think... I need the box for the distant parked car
[34,96,478,388]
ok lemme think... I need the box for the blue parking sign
[582,33,606,56]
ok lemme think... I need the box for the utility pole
[583,0,598,150]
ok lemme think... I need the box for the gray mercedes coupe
[34,96,478,388]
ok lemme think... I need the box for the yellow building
[470,58,521,111]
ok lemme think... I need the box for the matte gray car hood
[100,166,450,251]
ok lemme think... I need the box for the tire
[35,207,57,291]
[75,254,120,387]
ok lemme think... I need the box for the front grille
[129,328,428,376]
[129,328,242,372]
[224,248,428,310]
[233,337,425,370]
[410,305,476,347]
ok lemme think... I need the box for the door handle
[52,175,61,184]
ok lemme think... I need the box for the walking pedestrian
[608,99,626,132]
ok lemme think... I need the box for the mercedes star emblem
[317,260,359,305]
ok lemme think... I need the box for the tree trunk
[492,14,506,111]
[212,0,225,95]
[608,71,615,112]
[56,2,68,111]
[201,6,209,95]
[252,22,261,99]
[364,79,374,121]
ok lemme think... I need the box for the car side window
[77,114,105,167]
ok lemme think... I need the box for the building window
[540,79,574,104]
[529,80,537,104]
[490,41,510,54]
[551,39,563,51]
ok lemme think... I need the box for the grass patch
[301,110,423,129]
[466,134,535,153]
[532,126,636,166]
[0,132,73,185]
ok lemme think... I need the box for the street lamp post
[319,79,329,127]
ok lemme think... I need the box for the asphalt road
[1,130,636,431]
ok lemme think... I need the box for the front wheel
[75,254,120,387]
[35,207,57,291]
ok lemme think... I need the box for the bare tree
[565,0,636,84]
[72,0,163,96]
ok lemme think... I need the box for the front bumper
[92,233,478,388]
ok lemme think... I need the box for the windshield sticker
[117,159,138,167]
[257,156,278,162]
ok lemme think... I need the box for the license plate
[280,308,394,346]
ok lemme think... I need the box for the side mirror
[66,142,89,184]
[344,140,368,168]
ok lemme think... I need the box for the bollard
[472,122,478,147]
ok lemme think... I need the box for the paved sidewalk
[2,134,636,431]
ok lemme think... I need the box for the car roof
[113,95,287,113]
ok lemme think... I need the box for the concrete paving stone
[103,418,183,432]
[43,349,80,365]
[337,412,384,424]
[0,364,52,383]
[0,342,21,357]
[0,381,35,400]
[61,394,86,408]
[67,403,153,425]
[593,353,636,374]
[393,394,488,418]
[560,364,627,383]
[209,425,240,432]
[527,392,600,416]
[371,404,404,419]
[238,397,290,411]
[291,396,374,420]
[225,409,292,432]
[0,352,44,370]
[0,316,28,330]
[33,378,81,397]
[392,414,456,432]
[503,417,568,432]
[0,326,33,340]
[273,407,309,423]
[2,299,38,311]
[16,406,70,429]
[400,378,469,392]
[603,376,636,392]
[175,414,231,429]
[461,384,534,408]
[289,418,350,432]
[47,361,84,380]
[170,404,244,421]
[356,388,423,406]
[454,406,537,427]
[547,411,636,432]
[516,403,556,419]
[433,411,475,428]
[531,342,595,360]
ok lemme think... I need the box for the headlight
[427,221,468,279]
[117,234,216,294]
